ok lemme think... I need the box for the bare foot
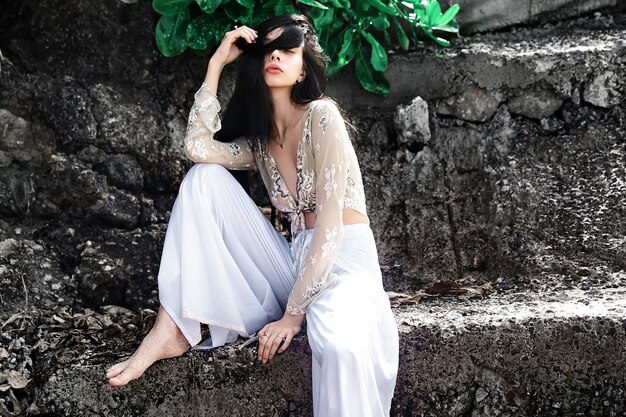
[106,306,189,387]
[105,359,130,380]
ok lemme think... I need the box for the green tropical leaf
[354,1,370,12]
[250,2,272,26]
[355,43,389,96]
[433,20,459,33]
[310,6,334,27]
[383,29,391,44]
[222,0,253,23]
[363,32,387,71]
[413,6,427,24]
[259,0,276,14]
[298,0,329,9]
[153,0,460,97]
[362,0,395,14]
[392,16,409,50]
[424,29,450,47]
[156,9,190,57]
[437,3,460,26]
[186,12,230,50]
[274,0,298,14]
[426,0,441,26]
[152,0,193,16]
[195,0,221,13]
[331,14,344,32]
[371,15,390,31]
[316,8,335,52]
[317,22,331,51]
[337,28,357,67]
[235,0,254,8]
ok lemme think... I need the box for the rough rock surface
[0,0,625,415]
[26,288,626,417]
[333,11,626,292]
[441,0,617,34]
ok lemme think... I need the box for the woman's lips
[266,66,283,73]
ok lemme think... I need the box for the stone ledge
[448,0,616,35]
[329,11,626,111]
[30,286,626,417]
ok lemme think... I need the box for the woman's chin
[264,75,296,88]
[265,82,295,90]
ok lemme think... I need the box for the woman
[106,14,398,417]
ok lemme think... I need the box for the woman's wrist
[208,57,225,73]
[203,60,224,94]
[283,311,306,325]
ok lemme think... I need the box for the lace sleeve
[286,101,350,315]
[184,82,256,170]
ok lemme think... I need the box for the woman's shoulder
[308,97,340,112]
[307,98,344,124]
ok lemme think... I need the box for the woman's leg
[305,225,399,417]
[106,305,188,386]
[107,163,295,386]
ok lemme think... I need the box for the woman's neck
[270,87,302,139]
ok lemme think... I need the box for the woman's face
[263,27,306,89]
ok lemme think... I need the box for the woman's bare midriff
[303,208,369,230]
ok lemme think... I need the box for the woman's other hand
[257,313,305,363]
[210,25,258,68]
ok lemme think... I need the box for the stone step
[1,4,624,416]
[325,10,626,290]
[330,10,626,111]
[30,287,626,416]
[444,0,617,35]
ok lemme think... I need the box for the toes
[106,361,128,379]
[107,370,134,387]
[107,363,145,387]
[107,375,128,387]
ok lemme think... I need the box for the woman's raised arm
[183,26,259,169]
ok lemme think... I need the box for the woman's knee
[187,163,229,179]
[181,163,231,191]
[324,337,364,364]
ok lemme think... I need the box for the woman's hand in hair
[257,313,305,364]
[211,26,258,68]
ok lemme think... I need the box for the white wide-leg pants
[158,163,399,417]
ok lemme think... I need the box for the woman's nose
[270,50,280,61]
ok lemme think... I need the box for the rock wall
[444,0,617,34]
[332,9,626,292]
[1,2,624,317]
[1,1,625,415]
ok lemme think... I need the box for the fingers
[277,334,293,354]
[257,325,269,362]
[258,332,270,363]
[257,327,291,363]
[266,333,283,362]
[268,334,288,360]
[228,25,258,44]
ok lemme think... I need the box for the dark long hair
[215,14,331,145]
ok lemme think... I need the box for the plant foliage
[153,0,461,96]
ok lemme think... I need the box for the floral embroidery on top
[318,104,330,134]
[183,83,369,315]
[183,83,255,169]
[229,143,242,157]
[323,165,337,198]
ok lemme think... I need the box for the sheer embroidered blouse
[184,82,368,315]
